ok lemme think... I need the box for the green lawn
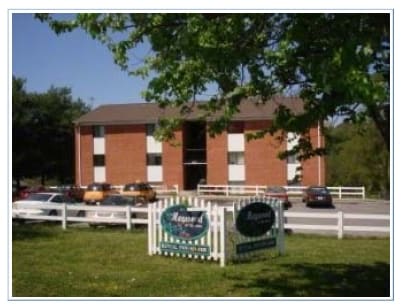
[12,224,390,298]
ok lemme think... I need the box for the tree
[326,122,389,198]
[12,76,90,187]
[35,13,390,160]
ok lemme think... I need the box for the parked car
[48,185,85,202]
[87,194,144,226]
[265,186,292,209]
[12,192,85,221]
[120,182,157,202]
[83,182,114,205]
[302,186,333,207]
[14,185,46,201]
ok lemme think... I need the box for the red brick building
[74,97,325,190]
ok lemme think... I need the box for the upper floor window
[93,126,105,138]
[93,154,105,166]
[287,154,298,164]
[146,124,156,136]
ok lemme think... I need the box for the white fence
[286,211,389,239]
[12,200,389,239]
[197,184,366,199]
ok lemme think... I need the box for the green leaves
[35,13,390,159]
[12,75,91,183]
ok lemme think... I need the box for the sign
[236,238,276,254]
[160,205,209,241]
[160,241,210,257]
[235,201,275,237]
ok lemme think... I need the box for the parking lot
[207,196,390,237]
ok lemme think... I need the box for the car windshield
[310,187,329,194]
[25,193,53,201]
[101,195,135,206]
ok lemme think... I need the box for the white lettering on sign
[246,211,272,221]
[171,212,204,226]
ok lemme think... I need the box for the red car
[265,186,292,209]
[302,186,333,207]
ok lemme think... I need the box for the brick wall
[163,129,184,189]
[244,120,287,185]
[105,125,146,185]
[206,131,228,184]
[76,121,324,189]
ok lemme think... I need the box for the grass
[12,223,390,298]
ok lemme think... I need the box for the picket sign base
[147,196,285,267]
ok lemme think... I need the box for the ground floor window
[228,152,245,165]
[147,153,162,165]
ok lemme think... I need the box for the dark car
[264,186,292,209]
[302,186,333,207]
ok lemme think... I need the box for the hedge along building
[74,97,326,190]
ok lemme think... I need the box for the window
[287,154,298,164]
[146,124,156,136]
[147,153,162,165]
[228,152,244,165]
[93,154,105,166]
[52,195,64,203]
[227,122,244,134]
[93,126,105,138]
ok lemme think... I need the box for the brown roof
[74,96,304,126]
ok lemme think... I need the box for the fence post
[226,186,229,197]
[277,202,285,255]
[148,203,153,255]
[338,187,342,199]
[62,203,67,230]
[126,206,132,231]
[337,211,344,239]
[220,207,226,267]
[362,186,366,200]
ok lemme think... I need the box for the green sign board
[160,205,209,241]
[160,241,211,257]
[235,201,275,237]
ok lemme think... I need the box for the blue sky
[12,13,151,108]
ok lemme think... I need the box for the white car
[12,192,85,221]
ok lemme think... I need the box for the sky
[12,13,151,108]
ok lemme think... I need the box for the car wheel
[49,210,57,216]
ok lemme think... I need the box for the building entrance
[183,121,207,190]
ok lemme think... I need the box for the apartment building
[74,97,325,190]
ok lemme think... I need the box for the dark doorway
[184,164,207,190]
[183,121,207,190]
